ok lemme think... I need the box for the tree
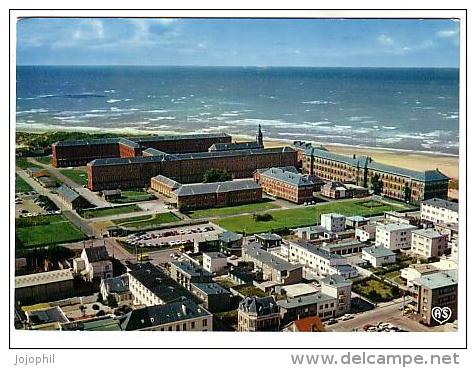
[403,184,411,203]
[96,293,104,304]
[371,174,382,195]
[107,294,118,308]
[203,168,232,183]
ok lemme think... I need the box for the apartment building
[321,213,346,232]
[421,198,458,224]
[202,252,228,275]
[121,300,213,331]
[284,242,356,278]
[409,270,458,326]
[242,242,302,285]
[375,223,417,251]
[355,224,377,242]
[411,229,449,259]
[169,261,213,291]
[277,274,352,323]
[128,262,197,307]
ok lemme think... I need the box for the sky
[16,18,460,67]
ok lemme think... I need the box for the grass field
[16,214,87,248]
[59,168,88,186]
[112,212,180,229]
[185,201,280,219]
[80,204,141,219]
[110,190,156,204]
[353,278,400,302]
[16,157,41,170]
[15,174,33,193]
[232,284,268,298]
[213,199,412,234]
[35,156,52,165]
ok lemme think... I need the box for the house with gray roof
[170,179,262,210]
[121,300,213,331]
[169,261,213,291]
[238,296,280,331]
[242,242,302,285]
[56,184,92,210]
[362,246,396,267]
[100,274,131,303]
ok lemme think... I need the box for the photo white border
[8,8,467,350]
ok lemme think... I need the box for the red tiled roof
[293,316,325,332]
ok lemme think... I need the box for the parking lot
[122,223,223,249]
[15,192,61,218]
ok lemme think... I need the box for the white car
[341,314,354,321]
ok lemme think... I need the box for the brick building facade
[52,133,232,167]
[87,147,297,191]
[302,147,449,203]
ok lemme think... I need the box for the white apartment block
[355,224,376,242]
[421,198,458,224]
[286,242,348,277]
[411,229,449,259]
[320,213,346,233]
[202,252,228,274]
[375,223,417,251]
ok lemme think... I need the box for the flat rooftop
[15,270,74,289]
[412,228,447,239]
[422,198,458,212]
[362,246,395,258]
[377,222,417,232]
[413,270,458,289]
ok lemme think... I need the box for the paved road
[15,168,96,237]
[326,299,432,332]
[28,157,112,208]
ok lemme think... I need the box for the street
[326,298,447,332]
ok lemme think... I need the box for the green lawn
[112,212,180,229]
[15,174,33,193]
[35,156,52,165]
[110,190,156,204]
[185,201,280,219]
[232,284,268,298]
[16,157,41,170]
[352,278,400,302]
[16,214,87,248]
[214,198,412,234]
[59,168,88,186]
[79,204,141,219]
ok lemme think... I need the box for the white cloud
[377,34,394,46]
[72,19,104,40]
[436,29,459,38]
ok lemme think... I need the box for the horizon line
[16,64,460,69]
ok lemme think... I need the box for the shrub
[253,213,273,222]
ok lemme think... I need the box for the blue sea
[16,66,460,155]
